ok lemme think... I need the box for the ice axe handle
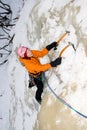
[54,31,70,50]
[54,33,67,50]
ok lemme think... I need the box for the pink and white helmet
[17,46,27,58]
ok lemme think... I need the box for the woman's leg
[28,74,35,88]
[34,77,44,104]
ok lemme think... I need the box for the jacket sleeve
[19,57,52,73]
[31,48,49,58]
[31,63,52,72]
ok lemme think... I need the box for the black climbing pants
[33,75,44,103]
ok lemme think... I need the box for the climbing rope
[43,42,87,119]
[43,73,87,119]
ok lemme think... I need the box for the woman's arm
[31,48,49,58]
[31,42,57,58]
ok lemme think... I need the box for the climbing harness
[43,73,87,119]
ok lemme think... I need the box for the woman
[17,42,62,104]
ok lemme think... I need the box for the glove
[46,41,57,51]
[50,57,62,67]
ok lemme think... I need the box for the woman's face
[26,49,33,57]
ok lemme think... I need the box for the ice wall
[8,0,87,130]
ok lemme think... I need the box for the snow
[0,0,87,130]
[0,63,10,130]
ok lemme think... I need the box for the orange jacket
[19,48,51,76]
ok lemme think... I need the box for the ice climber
[17,42,62,104]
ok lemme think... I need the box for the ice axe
[58,42,76,57]
[54,30,70,50]
[68,42,76,51]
